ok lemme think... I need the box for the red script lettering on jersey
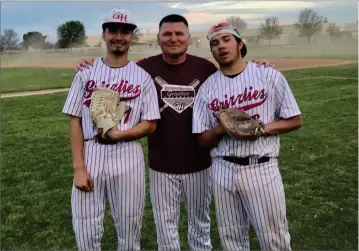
[208,86,267,112]
[83,79,141,106]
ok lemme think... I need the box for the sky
[1,1,358,43]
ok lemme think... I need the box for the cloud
[2,0,355,42]
[169,1,320,12]
[183,12,269,27]
[5,14,78,42]
[167,1,325,29]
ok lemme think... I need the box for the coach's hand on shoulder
[251,59,275,69]
[76,57,95,72]
[74,167,94,192]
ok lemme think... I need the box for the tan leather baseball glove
[90,86,126,139]
[215,108,265,140]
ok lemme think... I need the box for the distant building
[86,36,105,48]
[83,21,357,52]
[139,33,158,50]
[138,23,335,50]
[342,23,358,39]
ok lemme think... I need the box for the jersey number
[123,108,132,124]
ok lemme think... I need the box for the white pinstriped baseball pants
[149,168,213,251]
[211,158,291,251]
[71,140,146,251]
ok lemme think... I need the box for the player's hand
[106,127,123,141]
[76,57,95,72]
[214,122,226,135]
[251,59,275,69]
[213,113,226,135]
[74,168,94,192]
[238,109,257,119]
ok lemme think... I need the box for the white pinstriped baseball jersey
[62,58,161,138]
[192,62,301,158]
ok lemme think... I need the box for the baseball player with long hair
[75,15,274,251]
[62,8,160,250]
[192,22,303,250]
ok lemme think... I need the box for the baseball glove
[215,108,265,140]
[90,86,126,139]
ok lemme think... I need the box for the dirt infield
[2,57,357,71]
[207,58,357,71]
[1,88,69,98]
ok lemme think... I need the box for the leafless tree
[259,16,283,47]
[294,8,327,43]
[226,16,247,32]
[0,36,5,51]
[326,23,342,41]
[1,29,19,51]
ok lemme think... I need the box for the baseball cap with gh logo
[102,8,137,30]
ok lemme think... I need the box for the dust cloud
[1,36,357,71]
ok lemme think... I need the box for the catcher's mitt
[90,86,126,139]
[215,108,265,140]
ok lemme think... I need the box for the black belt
[84,135,117,145]
[223,156,271,166]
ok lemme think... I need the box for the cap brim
[102,22,137,30]
[208,28,248,57]
[207,27,240,41]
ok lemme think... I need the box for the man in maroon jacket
[76,14,273,251]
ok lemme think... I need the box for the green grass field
[1,67,75,93]
[1,64,358,250]
[0,54,151,94]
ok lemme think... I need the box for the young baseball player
[75,15,274,251]
[192,22,303,251]
[62,8,160,251]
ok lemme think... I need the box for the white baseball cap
[207,22,241,41]
[102,8,137,30]
[207,21,247,57]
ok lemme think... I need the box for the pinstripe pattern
[62,58,160,139]
[63,58,160,250]
[211,158,291,251]
[192,62,301,250]
[71,141,107,251]
[71,140,145,250]
[149,168,212,251]
[192,62,301,159]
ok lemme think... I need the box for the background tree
[259,16,283,47]
[57,21,86,49]
[226,16,247,32]
[132,28,143,44]
[22,31,47,49]
[294,8,327,43]
[326,23,342,41]
[0,37,4,51]
[1,29,19,51]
